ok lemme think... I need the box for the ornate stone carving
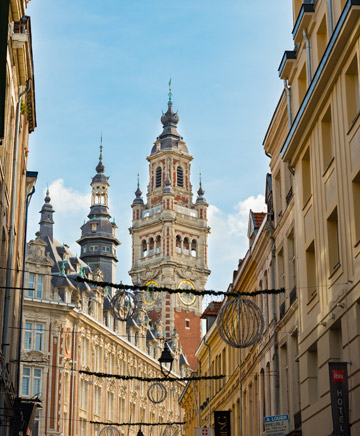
[21,350,48,364]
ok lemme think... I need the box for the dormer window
[156,167,162,188]
[91,223,97,232]
[177,166,184,187]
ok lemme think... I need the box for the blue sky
[26,0,293,294]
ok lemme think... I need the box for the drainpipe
[203,342,212,429]
[283,80,292,128]
[303,30,312,84]
[327,0,333,35]
[17,179,37,395]
[69,321,78,436]
[266,214,279,416]
[1,79,31,417]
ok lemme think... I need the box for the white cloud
[46,179,90,215]
[207,195,266,291]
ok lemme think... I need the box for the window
[185,319,190,329]
[155,235,161,254]
[149,238,154,255]
[24,322,44,352]
[183,237,189,252]
[327,207,340,274]
[155,166,162,188]
[94,386,102,415]
[307,342,319,403]
[316,15,327,65]
[191,239,197,257]
[306,241,316,301]
[297,63,307,106]
[274,171,282,219]
[102,246,110,252]
[91,223,97,232]
[176,235,182,253]
[345,55,360,129]
[89,245,98,252]
[352,171,360,244]
[302,148,312,206]
[177,166,184,187]
[321,106,333,171]
[107,392,114,420]
[79,418,87,436]
[31,410,40,436]
[22,367,42,397]
[28,273,35,297]
[36,275,43,299]
[141,240,147,258]
[287,230,296,296]
[280,343,290,416]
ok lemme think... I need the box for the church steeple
[77,143,120,284]
[39,188,55,241]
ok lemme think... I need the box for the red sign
[332,369,345,383]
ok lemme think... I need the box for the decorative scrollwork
[161,424,182,436]
[147,382,167,404]
[111,291,136,321]
[217,298,264,348]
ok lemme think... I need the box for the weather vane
[168,77,172,103]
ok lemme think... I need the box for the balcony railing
[174,204,197,218]
[141,205,162,218]
[290,286,297,305]
[279,301,285,320]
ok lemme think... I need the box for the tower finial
[100,132,103,161]
[137,173,140,189]
[168,77,172,104]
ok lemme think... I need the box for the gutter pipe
[303,30,312,84]
[266,214,279,416]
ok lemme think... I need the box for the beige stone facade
[181,1,360,435]
[0,0,37,433]
[21,232,185,436]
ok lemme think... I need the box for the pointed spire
[39,186,55,241]
[96,134,105,174]
[196,173,206,204]
[133,174,144,205]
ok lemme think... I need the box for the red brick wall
[174,310,201,370]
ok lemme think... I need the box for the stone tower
[77,146,120,286]
[129,92,210,369]
[39,189,55,241]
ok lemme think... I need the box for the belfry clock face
[178,280,196,305]
[143,281,159,305]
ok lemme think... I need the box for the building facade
[0,0,37,433]
[21,189,187,436]
[181,1,360,435]
[128,94,211,370]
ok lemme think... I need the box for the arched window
[156,167,162,188]
[183,237,190,252]
[142,240,147,258]
[149,238,154,255]
[176,235,182,253]
[177,166,184,187]
[155,236,161,254]
[191,240,197,257]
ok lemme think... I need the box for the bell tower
[77,145,120,286]
[129,89,210,370]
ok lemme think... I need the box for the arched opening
[155,167,162,188]
[191,239,197,257]
[155,235,161,254]
[177,166,184,187]
[183,237,190,254]
[142,240,148,258]
[149,237,154,255]
[176,235,182,253]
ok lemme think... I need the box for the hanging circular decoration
[147,382,167,404]
[111,290,136,321]
[161,424,182,436]
[178,280,196,305]
[143,281,159,306]
[217,298,264,348]
[99,426,121,436]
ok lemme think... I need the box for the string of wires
[75,275,285,297]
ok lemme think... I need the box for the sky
[26,0,294,294]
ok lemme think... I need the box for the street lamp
[137,428,144,436]
[158,342,174,376]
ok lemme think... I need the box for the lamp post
[158,342,174,377]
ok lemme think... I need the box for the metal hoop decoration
[161,424,181,436]
[217,298,264,348]
[99,426,121,436]
[111,290,136,321]
[147,382,167,404]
